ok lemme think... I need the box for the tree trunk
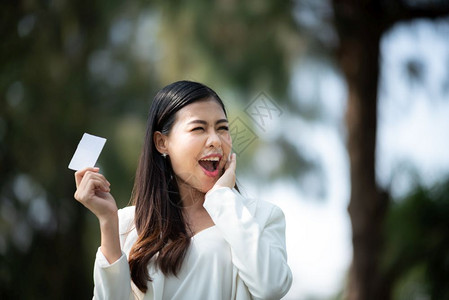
[332,2,390,299]
[332,1,449,298]
[341,36,390,300]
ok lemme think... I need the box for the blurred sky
[242,17,449,300]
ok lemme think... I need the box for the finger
[84,171,110,186]
[76,178,110,202]
[81,173,110,191]
[214,153,236,189]
[226,153,236,173]
[75,167,100,187]
[93,179,111,193]
[224,152,235,169]
[78,170,111,193]
[77,172,110,195]
[223,155,230,170]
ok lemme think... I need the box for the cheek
[170,134,200,154]
[221,134,232,151]
[168,137,201,170]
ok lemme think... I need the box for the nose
[206,130,221,148]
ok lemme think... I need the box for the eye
[218,125,229,131]
[192,127,204,132]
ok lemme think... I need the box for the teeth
[200,157,220,161]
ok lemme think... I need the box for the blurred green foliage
[383,179,449,300]
[0,1,305,298]
[1,1,154,298]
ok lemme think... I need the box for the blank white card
[68,133,107,171]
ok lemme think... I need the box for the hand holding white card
[68,133,107,171]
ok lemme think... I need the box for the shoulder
[254,199,283,215]
[117,206,135,235]
[240,193,285,228]
[230,188,286,222]
[206,187,285,227]
[252,198,285,224]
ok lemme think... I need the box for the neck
[176,180,215,237]
[177,180,205,212]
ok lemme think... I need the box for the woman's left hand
[213,153,236,189]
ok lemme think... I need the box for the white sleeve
[93,249,133,300]
[204,187,293,300]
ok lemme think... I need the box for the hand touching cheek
[213,153,236,190]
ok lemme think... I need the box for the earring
[162,153,167,158]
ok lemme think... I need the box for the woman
[74,81,292,300]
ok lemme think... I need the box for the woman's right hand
[74,167,117,222]
[74,167,122,264]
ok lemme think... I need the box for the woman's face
[158,98,232,194]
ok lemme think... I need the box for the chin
[199,175,220,192]
[198,181,216,194]
[185,168,222,194]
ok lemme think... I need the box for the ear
[153,131,169,155]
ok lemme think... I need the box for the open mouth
[198,155,221,177]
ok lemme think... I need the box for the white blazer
[93,187,292,300]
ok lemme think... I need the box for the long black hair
[128,81,228,292]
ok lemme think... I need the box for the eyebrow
[187,119,228,125]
